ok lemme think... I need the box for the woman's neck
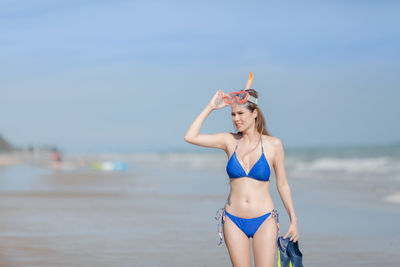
[240,127,261,144]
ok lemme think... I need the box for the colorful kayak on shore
[91,161,128,171]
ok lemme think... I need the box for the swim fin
[287,241,303,267]
[277,236,292,267]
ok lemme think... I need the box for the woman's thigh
[223,216,251,267]
[252,216,278,267]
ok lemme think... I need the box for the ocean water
[96,144,400,204]
[2,144,400,199]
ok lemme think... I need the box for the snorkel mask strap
[247,95,258,105]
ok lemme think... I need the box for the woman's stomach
[224,177,274,217]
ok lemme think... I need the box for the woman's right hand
[208,90,229,110]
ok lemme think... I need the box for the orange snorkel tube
[245,72,253,89]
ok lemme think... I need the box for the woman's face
[231,104,257,132]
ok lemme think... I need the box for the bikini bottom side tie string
[215,207,226,247]
[271,208,280,237]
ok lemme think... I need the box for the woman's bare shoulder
[262,135,285,167]
[220,132,241,151]
[222,132,242,143]
[262,135,284,150]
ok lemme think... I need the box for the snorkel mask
[223,72,258,105]
[223,90,258,105]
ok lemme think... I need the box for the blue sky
[1,0,399,153]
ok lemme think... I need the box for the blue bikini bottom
[215,208,279,246]
[225,210,273,238]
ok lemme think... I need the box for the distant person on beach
[52,148,62,162]
[184,89,299,266]
[52,148,63,170]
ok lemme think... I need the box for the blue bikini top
[226,134,270,182]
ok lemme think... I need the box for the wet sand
[0,190,226,266]
[0,166,230,266]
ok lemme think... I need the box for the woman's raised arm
[184,90,229,150]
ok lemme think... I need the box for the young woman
[184,89,299,267]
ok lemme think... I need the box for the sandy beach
[0,149,399,266]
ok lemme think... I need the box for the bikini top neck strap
[260,133,264,153]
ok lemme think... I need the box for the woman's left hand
[283,220,299,242]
